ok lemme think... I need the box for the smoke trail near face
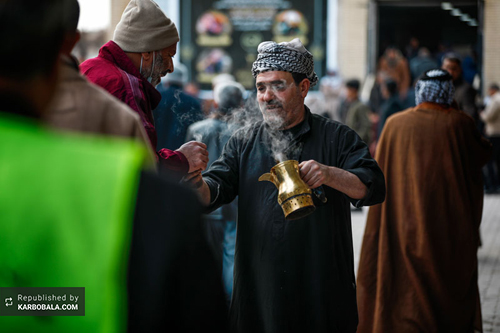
[192,132,203,142]
[227,83,303,163]
[257,79,304,162]
[168,89,204,136]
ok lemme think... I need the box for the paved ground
[351,193,500,332]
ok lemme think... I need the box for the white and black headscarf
[415,69,455,106]
[252,38,318,87]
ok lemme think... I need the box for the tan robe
[357,102,491,333]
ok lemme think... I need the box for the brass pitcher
[259,160,315,220]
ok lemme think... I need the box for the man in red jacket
[81,0,207,179]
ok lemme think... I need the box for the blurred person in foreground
[43,0,155,164]
[442,52,479,124]
[0,1,227,331]
[80,0,208,179]
[153,62,203,152]
[357,69,491,333]
[186,81,246,303]
[481,83,500,193]
[190,38,386,332]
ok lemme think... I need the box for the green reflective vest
[0,113,147,332]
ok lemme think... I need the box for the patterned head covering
[252,38,318,87]
[415,69,455,106]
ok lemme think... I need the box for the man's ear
[141,51,153,61]
[299,78,310,98]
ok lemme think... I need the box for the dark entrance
[368,1,481,75]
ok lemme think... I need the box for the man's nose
[165,58,174,73]
[263,88,274,102]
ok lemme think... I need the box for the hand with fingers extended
[176,141,209,173]
[299,160,330,189]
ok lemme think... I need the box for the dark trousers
[485,136,500,190]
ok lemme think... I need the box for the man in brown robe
[357,69,491,333]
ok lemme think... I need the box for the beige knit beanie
[113,0,179,53]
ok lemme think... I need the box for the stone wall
[483,0,500,94]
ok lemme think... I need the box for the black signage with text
[180,0,327,90]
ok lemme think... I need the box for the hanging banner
[180,0,327,90]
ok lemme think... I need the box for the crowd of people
[1,0,498,332]
[307,39,499,193]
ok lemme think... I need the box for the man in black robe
[190,38,386,332]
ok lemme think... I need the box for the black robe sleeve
[336,124,386,208]
[203,130,242,213]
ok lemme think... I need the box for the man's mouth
[266,104,282,110]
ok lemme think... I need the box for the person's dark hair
[345,79,361,91]
[62,0,80,35]
[0,0,67,80]
[291,72,308,86]
[384,78,398,96]
[219,85,243,115]
[442,52,462,67]
[489,83,500,91]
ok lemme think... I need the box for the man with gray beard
[81,0,208,179]
[190,38,386,332]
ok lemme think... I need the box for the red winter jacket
[80,41,189,176]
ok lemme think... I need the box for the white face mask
[139,51,156,83]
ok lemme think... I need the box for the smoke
[257,80,303,163]
[226,83,302,164]
[165,78,303,164]
[192,132,203,142]
[169,89,203,136]
[269,130,298,163]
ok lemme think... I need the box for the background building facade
[107,0,499,95]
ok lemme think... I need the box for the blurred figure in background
[80,0,208,179]
[462,46,479,86]
[409,47,438,82]
[368,70,389,116]
[341,79,373,145]
[405,37,420,60]
[186,81,246,304]
[320,70,343,121]
[378,46,410,99]
[435,41,453,67]
[357,69,491,333]
[481,83,500,194]
[202,73,237,116]
[305,70,342,121]
[442,52,479,124]
[378,78,402,136]
[153,62,203,152]
[185,81,201,100]
[44,0,155,164]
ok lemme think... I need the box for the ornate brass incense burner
[259,160,315,220]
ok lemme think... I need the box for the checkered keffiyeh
[415,69,455,106]
[252,38,318,87]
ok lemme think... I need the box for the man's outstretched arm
[299,160,368,199]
